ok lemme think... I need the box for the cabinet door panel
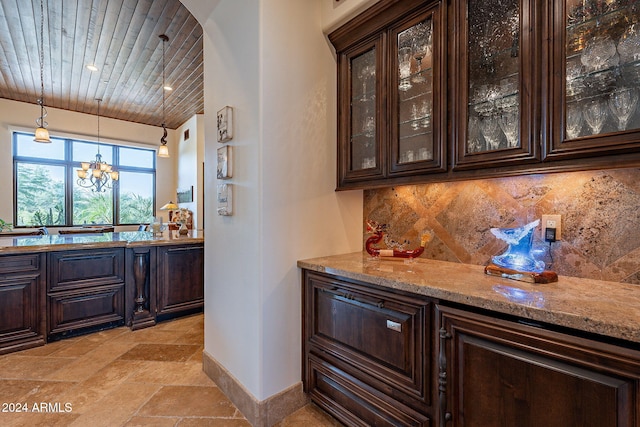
[49,249,125,292]
[304,271,431,408]
[389,5,446,176]
[338,37,386,185]
[548,1,640,160]
[48,285,125,337]
[453,0,541,170]
[156,245,204,318]
[0,276,43,349]
[307,355,431,427]
[439,306,640,427]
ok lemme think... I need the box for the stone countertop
[298,252,640,345]
[0,230,204,254]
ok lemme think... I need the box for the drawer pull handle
[386,320,402,332]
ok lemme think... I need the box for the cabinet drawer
[304,271,431,407]
[308,355,430,427]
[48,284,125,338]
[0,254,41,275]
[49,249,125,292]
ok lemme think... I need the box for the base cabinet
[302,270,433,426]
[0,254,45,354]
[156,244,204,321]
[47,248,125,340]
[438,305,640,427]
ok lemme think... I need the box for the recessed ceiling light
[86,64,98,72]
[163,85,173,91]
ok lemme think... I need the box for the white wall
[0,98,177,227]
[176,114,205,228]
[189,0,364,402]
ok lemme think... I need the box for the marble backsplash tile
[363,168,640,284]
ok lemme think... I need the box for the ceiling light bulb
[86,64,98,72]
[163,85,173,91]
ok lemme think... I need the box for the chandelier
[76,99,119,192]
[34,0,50,143]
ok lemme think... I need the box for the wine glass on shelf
[467,115,484,153]
[358,64,375,102]
[617,23,640,64]
[583,98,608,135]
[498,109,519,148]
[565,102,583,139]
[608,87,639,131]
[479,114,502,150]
[411,21,432,83]
[581,34,617,72]
[398,47,413,91]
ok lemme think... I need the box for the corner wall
[194,0,362,420]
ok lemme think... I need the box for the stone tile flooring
[0,314,341,426]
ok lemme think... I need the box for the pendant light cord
[38,0,45,123]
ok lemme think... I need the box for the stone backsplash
[363,168,640,284]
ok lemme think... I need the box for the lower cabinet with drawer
[47,248,125,340]
[0,253,46,354]
[302,270,434,426]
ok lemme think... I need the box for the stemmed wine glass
[583,98,608,135]
[498,109,519,148]
[359,64,375,102]
[467,115,484,153]
[617,23,640,64]
[411,20,432,83]
[608,87,639,131]
[565,102,583,139]
[398,47,413,91]
[480,114,502,150]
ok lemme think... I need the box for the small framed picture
[177,186,194,203]
[217,146,233,179]
[217,183,233,216]
[217,106,233,143]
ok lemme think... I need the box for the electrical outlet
[541,214,562,241]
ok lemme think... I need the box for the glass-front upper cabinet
[548,0,640,159]
[453,0,541,170]
[389,7,446,176]
[338,37,385,184]
[331,0,445,190]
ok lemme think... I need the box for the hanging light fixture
[76,99,119,192]
[34,0,50,143]
[158,34,170,158]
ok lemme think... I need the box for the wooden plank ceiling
[0,0,203,130]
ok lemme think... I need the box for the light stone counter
[298,252,640,345]
[0,230,204,254]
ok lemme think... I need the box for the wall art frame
[217,145,233,179]
[217,106,233,143]
[217,183,233,216]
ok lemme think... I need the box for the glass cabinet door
[389,6,446,175]
[453,0,540,170]
[338,38,384,184]
[549,0,640,159]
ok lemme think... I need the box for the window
[13,132,156,227]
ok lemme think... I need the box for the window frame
[13,131,156,228]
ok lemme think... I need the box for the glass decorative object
[485,220,558,283]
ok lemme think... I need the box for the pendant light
[34,0,51,143]
[158,34,170,158]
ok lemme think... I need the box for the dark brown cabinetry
[437,305,640,427]
[47,248,125,340]
[0,253,46,354]
[330,0,447,189]
[126,243,204,328]
[156,244,204,321]
[330,0,640,190]
[302,270,434,426]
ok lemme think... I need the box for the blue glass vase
[490,220,545,273]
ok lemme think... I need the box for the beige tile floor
[0,314,342,427]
